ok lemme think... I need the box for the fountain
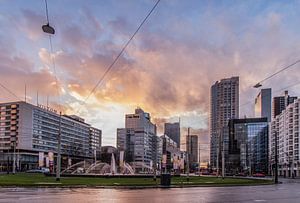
[110,153,117,174]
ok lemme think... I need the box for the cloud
[0,37,60,103]
[2,1,300,162]
[19,9,45,41]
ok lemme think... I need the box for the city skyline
[1,0,300,153]
[2,1,300,201]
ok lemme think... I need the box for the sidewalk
[279,177,300,184]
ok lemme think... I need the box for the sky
[1,0,300,162]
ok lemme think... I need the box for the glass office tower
[227,118,268,174]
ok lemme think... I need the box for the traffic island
[0,173,274,188]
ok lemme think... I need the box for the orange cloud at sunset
[2,1,300,164]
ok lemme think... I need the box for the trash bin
[160,173,171,186]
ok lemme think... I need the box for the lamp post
[12,140,16,175]
[56,112,61,181]
[274,131,278,184]
[254,83,278,183]
[186,127,190,182]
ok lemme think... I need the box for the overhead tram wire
[240,80,300,113]
[0,83,22,101]
[42,1,63,181]
[43,0,61,112]
[254,59,300,87]
[239,59,300,111]
[78,0,161,112]
[44,0,49,24]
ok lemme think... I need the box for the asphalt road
[0,178,300,203]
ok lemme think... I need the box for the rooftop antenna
[24,84,27,103]
[37,91,39,106]
[47,95,49,109]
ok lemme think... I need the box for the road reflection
[0,183,299,203]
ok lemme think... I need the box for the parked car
[210,172,217,176]
[235,172,247,177]
[201,171,210,175]
[26,167,50,174]
[252,173,265,177]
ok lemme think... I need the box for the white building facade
[270,99,300,177]
[0,101,101,171]
[117,108,157,173]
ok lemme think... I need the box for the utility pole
[7,152,9,174]
[153,160,157,181]
[198,141,201,176]
[274,130,278,184]
[221,134,225,178]
[153,138,157,181]
[216,135,219,177]
[186,127,190,182]
[94,149,97,164]
[12,140,16,174]
[56,112,61,181]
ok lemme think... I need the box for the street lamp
[253,83,262,88]
[186,127,190,182]
[254,83,278,183]
[12,140,16,175]
[42,0,55,35]
[42,23,55,35]
[56,112,62,181]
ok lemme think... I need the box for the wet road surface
[0,179,300,203]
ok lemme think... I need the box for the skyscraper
[186,134,198,169]
[255,88,271,122]
[164,122,180,149]
[272,90,297,118]
[116,108,157,172]
[210,76,239,169]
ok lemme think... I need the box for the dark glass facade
[227,118,268,174]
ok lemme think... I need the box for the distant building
[255,88,271,122]
[164,122,180,148]
[270,98,300,178]
[227,118,268,174]
[100,146,118,165]
[156,136,163,169]
[116,108,157,172]
[210,76,239,169]
[186,134,198,170]
[272,90,297,118]
[0,101,101,172]
[160,134,181,173]
[116,128,135,163]
[90,127,102,158]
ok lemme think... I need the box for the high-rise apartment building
[270,99,300,178]
[210,76,239,169]
[116,108,157,172]
[0,101,101,171]
[164,122,180,149]
[255,88,272,122]
[273,90,297,118]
